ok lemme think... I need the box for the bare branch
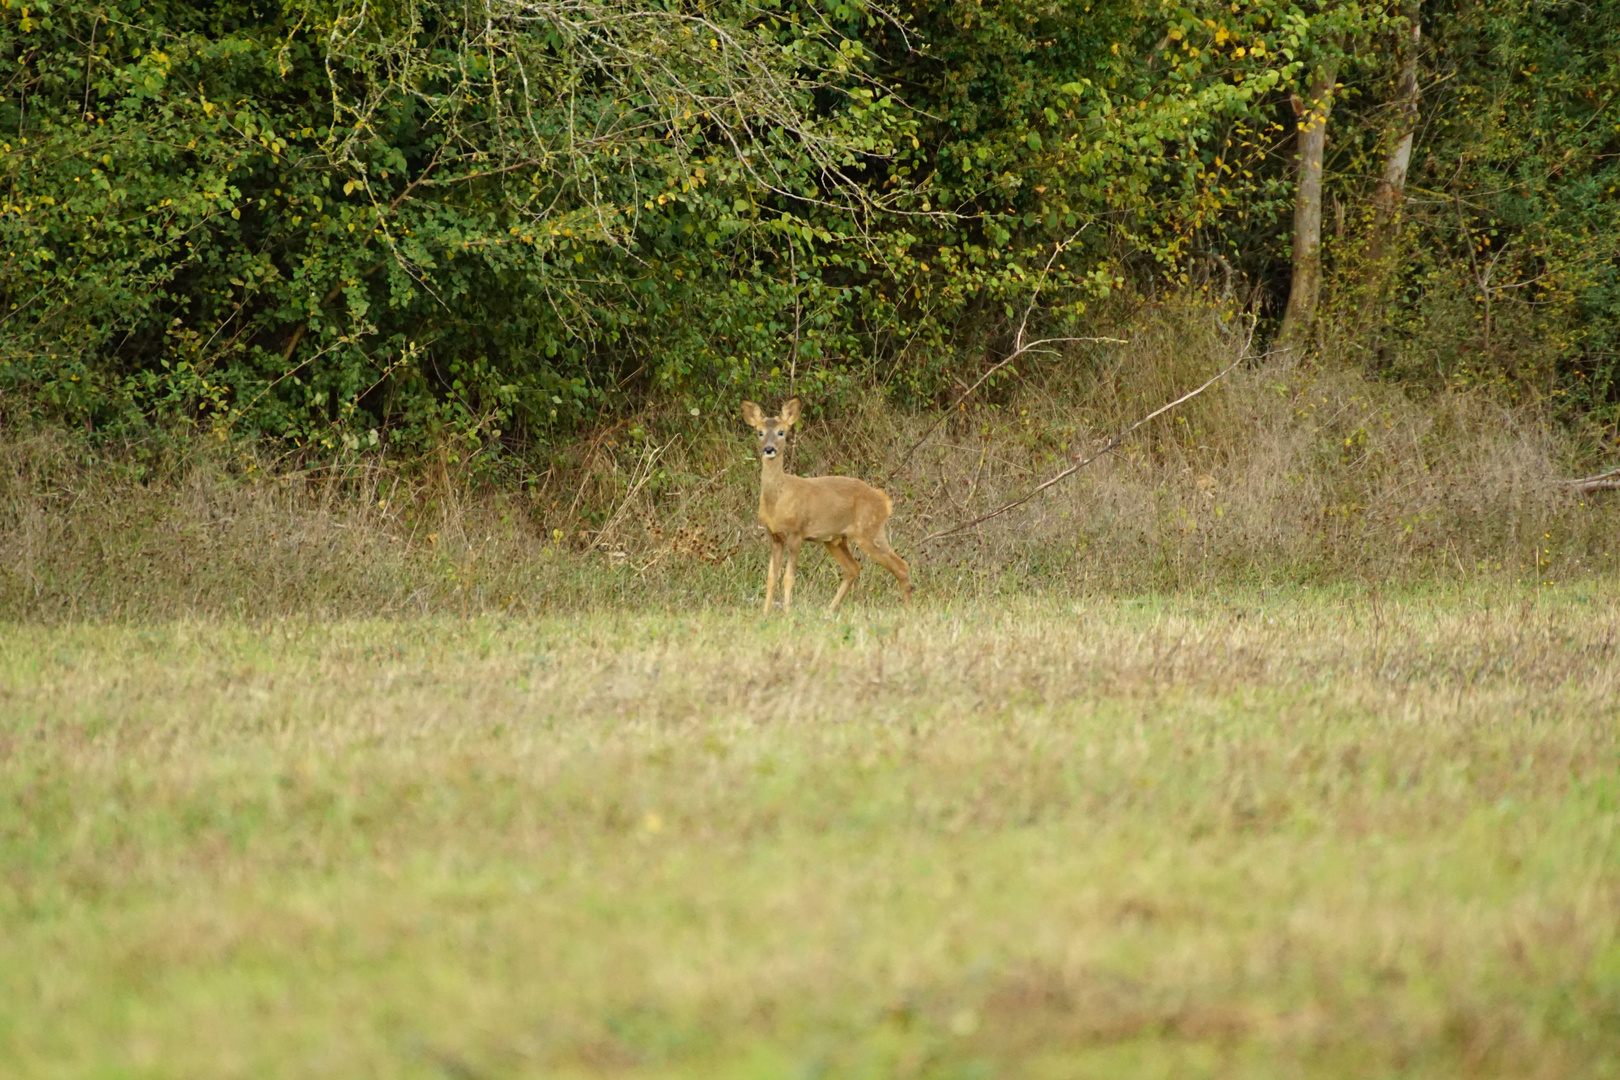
[917,317,1259,547]
[889,231,1120,479]
[1568,466,1620,495]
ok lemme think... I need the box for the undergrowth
[3,302,1615,623]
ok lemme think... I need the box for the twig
[81,15,99,119]
[918,317,1259,547]
[280,262,387,362]
[565,418,630,521]
[593,437,674,551]
[889,230,1122,480]
[788,240,801,397]
[929,442,1035,475]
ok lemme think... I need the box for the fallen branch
[1568,466,1620,495]
[918,317,1259,547]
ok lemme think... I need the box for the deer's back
[762,474,892,541]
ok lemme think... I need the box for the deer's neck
[759,454,789,510]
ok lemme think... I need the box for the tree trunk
[1276,62,1340,363]
[1360,1,1423,327]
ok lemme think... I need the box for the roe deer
[742,397,912,614]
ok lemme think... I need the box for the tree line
[1,0,1615,463]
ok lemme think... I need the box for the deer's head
[741,397,801,461]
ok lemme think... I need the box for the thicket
[2,0,1616,469]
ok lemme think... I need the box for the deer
[741,397,912,614]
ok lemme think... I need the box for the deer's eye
[776,429,784,436]
[757,429,765,436]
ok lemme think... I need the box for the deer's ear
[780,397,802,426]
[741,400,764,427]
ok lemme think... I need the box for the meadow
[3,583,1618,1079]
[5,306,1620,1077]
[3,0,1615,1069]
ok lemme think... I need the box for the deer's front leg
[781,536,803,613]
[763,534,783,614]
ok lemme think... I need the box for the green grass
[3,584,1619,1078]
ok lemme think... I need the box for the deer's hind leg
[825,538,861,613]
[854,529,912,604]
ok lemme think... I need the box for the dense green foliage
[0,0,919,456]
[1367,0,1620,424]
[1,0,1615,460]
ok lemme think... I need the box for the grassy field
[2,583,1619,1079]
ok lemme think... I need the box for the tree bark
[1360,1,1423,327]
[1276,62,1340,363]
